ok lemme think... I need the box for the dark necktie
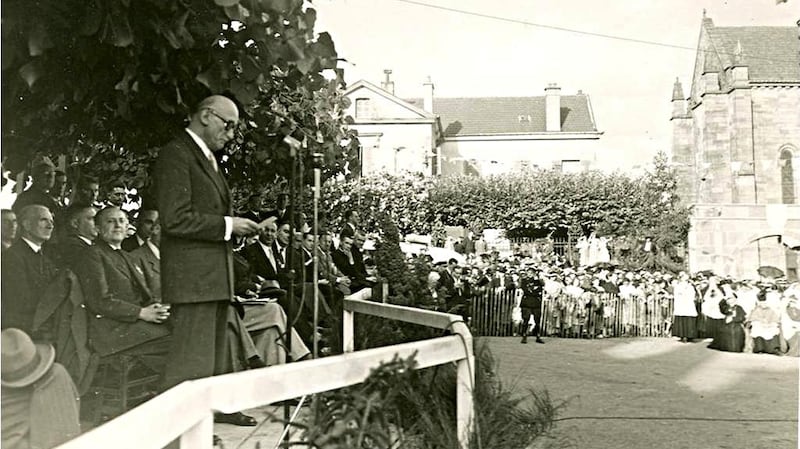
[34,249,45,275]
[275,245,285,267]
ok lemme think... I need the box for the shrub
[291,341,565,449]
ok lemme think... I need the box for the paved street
[488,337,798,449]
[221,337,798,449]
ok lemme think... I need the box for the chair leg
[119,356,129,414]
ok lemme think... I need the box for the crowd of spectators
[411,247,800,356]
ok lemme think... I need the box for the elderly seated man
[72,206,171,371]
[243,220,322,344]
[1,205,59,336]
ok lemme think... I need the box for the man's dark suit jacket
[153,130,234,304]
[263,209,288,222]
[351,247,369,279]
[73,242,169,356]
[339,223,356,239]
[121,235,143,252]
[54,234,92,273]
[241,210,262,224]
[243,241,280,282]
[1,240,58,334]
[131,243,161,300]
[332,248,372,291]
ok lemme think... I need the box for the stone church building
[671,15,800,280]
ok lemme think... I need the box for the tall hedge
[318,153,689,250]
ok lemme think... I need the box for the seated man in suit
[332,233,375,293]
[317,231,351,296]
[339,209,359,239]
[1,205,59,336]
[1,209,17,250]
[263,193,288,222]
[122,209,158,252]
[72,206,171,371]
[240,192,265,224]
[130,211,161,298]
[12,161,59,216]
[54,204,98,271]
[244,221,317,343]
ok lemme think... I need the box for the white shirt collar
[146,240,160,260]
[78,236,93,246]
[21,237,43,253]
[185,128,214,161]
[106,241,123,251]
[136,235,146,247]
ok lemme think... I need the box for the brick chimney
[422,76,434,113]
[381,69,395,95]
[544,83,561,132]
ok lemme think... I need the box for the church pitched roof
[430,95,598,137]
[705,26,800,82]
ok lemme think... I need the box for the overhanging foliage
[2,0,358,192]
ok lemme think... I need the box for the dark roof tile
[432,95,597,136]
[707,26,799,82]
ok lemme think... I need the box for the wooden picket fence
[468,288,518,336]
[470,290,674,338]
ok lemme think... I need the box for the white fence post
[179,412,213,449]
[343,307,354,353]
[456,356,474,449]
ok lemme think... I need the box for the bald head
[188,95,240,152]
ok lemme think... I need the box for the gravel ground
[484,336,798,449]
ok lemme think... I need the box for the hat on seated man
[1,328,81,449]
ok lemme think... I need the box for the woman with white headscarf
[672,272,698,342]
[701,277,725,345]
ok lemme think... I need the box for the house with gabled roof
[429,85,603,176]
[342,73,443,176]
[671,14,800,279]
[343,71,603,177]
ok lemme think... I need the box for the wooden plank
[198,335,470,414]
[179,413,213,449]
[57,384,209,449]
[344,298,461,331]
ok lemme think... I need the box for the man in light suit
[153,95,260,391]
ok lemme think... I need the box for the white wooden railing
[56,289,475,449]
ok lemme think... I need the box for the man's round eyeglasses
[206,108,238,131]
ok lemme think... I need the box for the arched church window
[780,147,796,204]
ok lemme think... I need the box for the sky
[313,0,796,171]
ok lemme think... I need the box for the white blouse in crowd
[672,281,697,317]
[749,303,781,339]
[736,287,758,317]
[701,286,725,319]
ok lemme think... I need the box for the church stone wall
[689,204,800,280]
[751,86,800,204]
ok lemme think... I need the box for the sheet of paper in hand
[238,297,279,306]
